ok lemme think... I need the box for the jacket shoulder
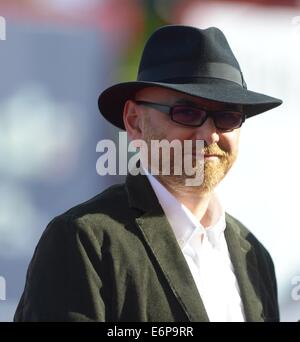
[14,182,132,321]
[52,182,134,235]
[63,182,129,219]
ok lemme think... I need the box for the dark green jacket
[14,174,279,322]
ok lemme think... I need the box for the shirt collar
[143,168,226,250]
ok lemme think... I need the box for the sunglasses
[135,100,245,132]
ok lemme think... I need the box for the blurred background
[0,0,299,321]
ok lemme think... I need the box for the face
[123,86,241,194]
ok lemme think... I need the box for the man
[15,25,282,322]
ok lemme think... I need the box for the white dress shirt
[144,171,246,322]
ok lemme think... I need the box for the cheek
[162,120,199,141]
[167,127,193,142]
[219,130,240,153]
[143,115,180,140]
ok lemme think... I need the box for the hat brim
[98,78,282,130]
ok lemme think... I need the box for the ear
[123,100,143,140]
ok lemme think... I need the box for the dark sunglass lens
[214,112,243,130]
[172,106,206,126]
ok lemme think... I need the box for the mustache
[191,143,228,157]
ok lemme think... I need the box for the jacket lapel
[126,173,209,322]
[225,214,264,322]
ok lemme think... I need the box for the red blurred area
[0,0,144,35]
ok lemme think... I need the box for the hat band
[137,62,246,88]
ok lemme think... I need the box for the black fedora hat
[98,25,282,130]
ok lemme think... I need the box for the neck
[157,176,215,227]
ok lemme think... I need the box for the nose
[193,117,220,146]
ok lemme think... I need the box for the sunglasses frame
[134,100,245,132]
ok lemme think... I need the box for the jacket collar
[126,173,264,322]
